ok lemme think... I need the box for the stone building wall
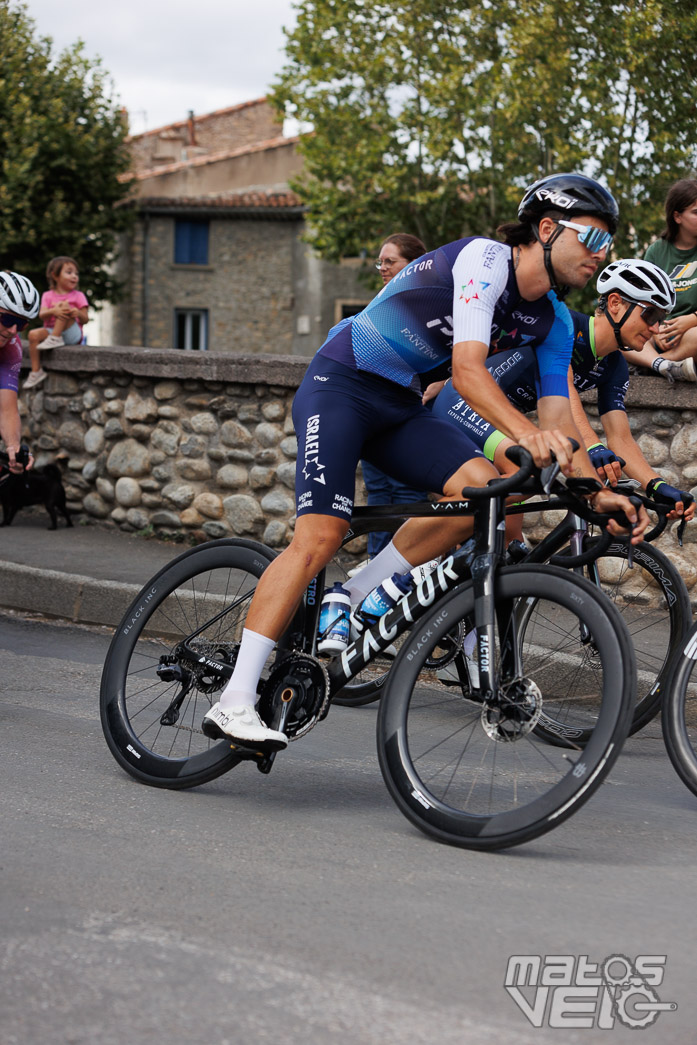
[134,217,297,352]
[17,346,697,591]
[107,215,372,355]
[127,100,282,173]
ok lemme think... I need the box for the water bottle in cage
[350,572,414,636]
[317,583,351,654]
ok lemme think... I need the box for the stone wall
[127,100,282,173]
[21,346,307,547]
[17,346,697,588]
[109,214,372,355]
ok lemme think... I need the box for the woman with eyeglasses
[0,271,39,475]
[431,258,694,525]
[360,233,429,560]
[375,233,427,286]
[620,178,697,382]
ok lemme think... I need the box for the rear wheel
[377,565,634,850]
[100,539,276,788]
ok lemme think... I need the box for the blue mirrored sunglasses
[556,219,613,255]
[0,312,29,332]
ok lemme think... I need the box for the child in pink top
[24,256,89,390]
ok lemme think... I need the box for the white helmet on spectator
[0,270,40,319]
[597,259,676,311]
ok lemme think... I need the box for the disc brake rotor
[481,677,543,742]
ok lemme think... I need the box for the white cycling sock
[344,540,412,605]
[219,629,275,709]
[463,628,477,657]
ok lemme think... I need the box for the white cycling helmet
[597,259,676,311]
[0,270,40,319]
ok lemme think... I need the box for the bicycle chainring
[424,619,466,669]
[257,653,330,741]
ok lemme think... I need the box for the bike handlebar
[458,444,539,501]
[547,526,614,568]
[459,440,581,501]
[460,439,650,551]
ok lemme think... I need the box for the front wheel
[100,538,277,789]
[376,565,635,851]
[661,626,697,798]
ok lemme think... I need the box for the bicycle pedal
[229,741,265,758]
[228,743,278,774]
[256,752,277,774]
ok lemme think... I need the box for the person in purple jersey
[201,173,648,751]
[0,271,39,475]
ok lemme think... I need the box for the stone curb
[0,562,139,629]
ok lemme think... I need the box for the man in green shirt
[623,178,697,382]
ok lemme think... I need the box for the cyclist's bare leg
[493,439,525,545]
[391,456,498,564]
[245,513,349,640]
[203,513,349,744]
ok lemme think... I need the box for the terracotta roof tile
[129,190,304,214]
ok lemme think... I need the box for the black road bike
[100,449,637,850]
[333,484,689,739]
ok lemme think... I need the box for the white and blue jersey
[318,237,573,396]
[293,236,576,519]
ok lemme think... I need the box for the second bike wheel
[550,539,690,737]
[377,564,635,851]
[100,538,276,789]
[661,626,697,798]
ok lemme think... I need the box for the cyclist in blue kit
[202,172,648,750]
[431,257,695,522]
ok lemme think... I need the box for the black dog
[0,464,73,529]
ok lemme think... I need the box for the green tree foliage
[0,0,132,304]
[271,0,697,298]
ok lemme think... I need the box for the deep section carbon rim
[377,565,635,850]
[100,539,276,788]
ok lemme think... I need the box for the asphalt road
[2,611,696,1045]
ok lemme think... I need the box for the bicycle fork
[470,494,520,700]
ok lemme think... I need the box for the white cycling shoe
[202,702,288,751]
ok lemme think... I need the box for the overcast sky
[22,0,298,134]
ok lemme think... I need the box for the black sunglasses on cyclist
[0,312,29,332]
[638,303,668,327]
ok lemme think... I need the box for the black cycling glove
[587,442,624,470]
[646,477,694,511]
